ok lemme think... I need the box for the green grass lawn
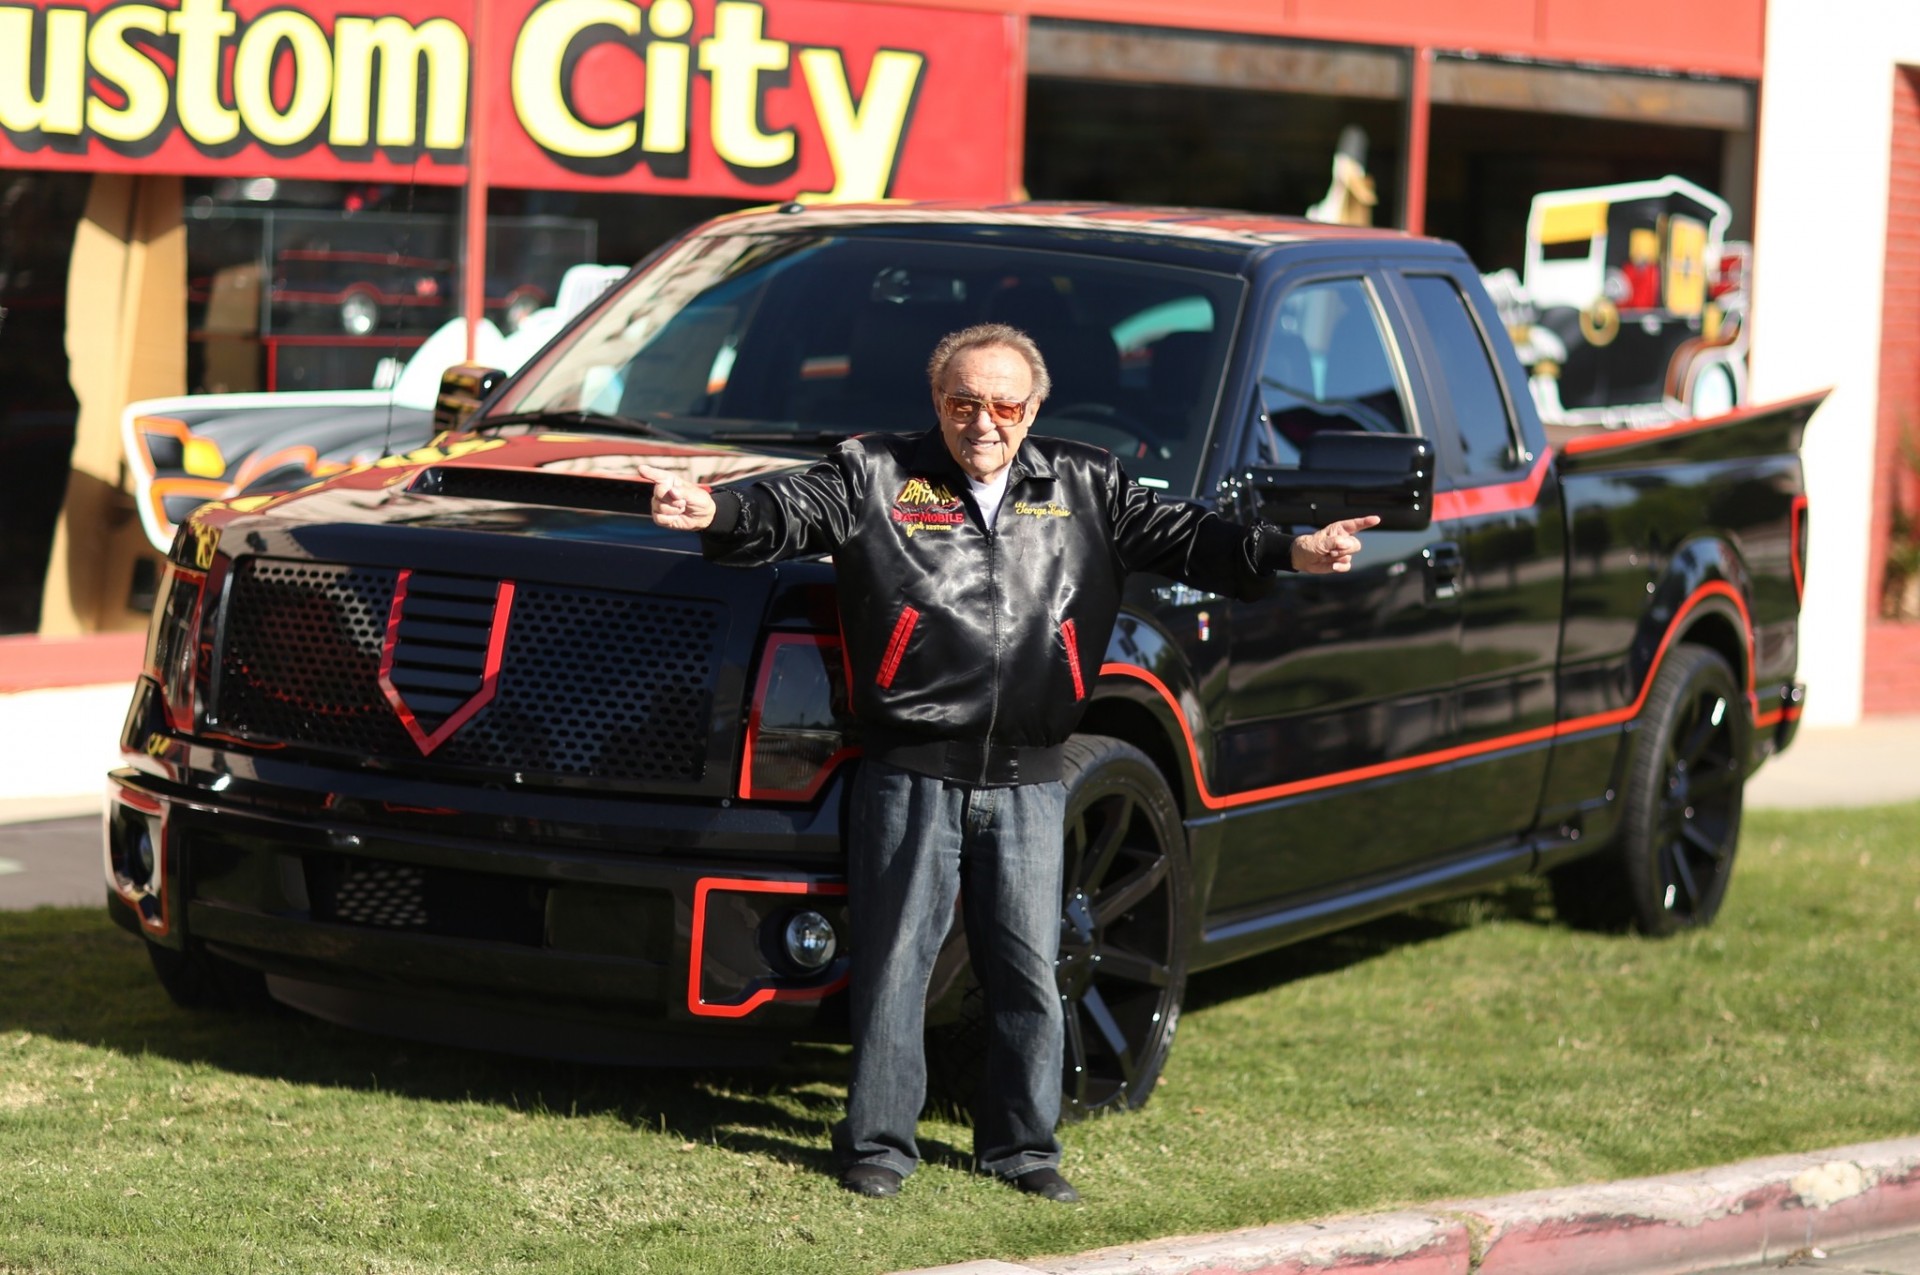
[4,802,1918,1275]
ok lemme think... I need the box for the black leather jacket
[703,428,1283,784]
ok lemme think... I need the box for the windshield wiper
[707,427,855,446]
[470,408,685,441]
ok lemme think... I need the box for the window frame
[1226,265,1426,478]
[1385,267,1534,489]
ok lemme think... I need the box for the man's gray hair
[926,323,1052,402]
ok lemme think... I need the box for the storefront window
[1022,22,1405,224]
[181,181,749,394]
[0,171,87,634]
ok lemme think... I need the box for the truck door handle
[1424,541,1463,603]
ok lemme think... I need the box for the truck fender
[1084,610,1209,820]
[1630,535,1756,725]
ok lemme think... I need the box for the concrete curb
[902,1137,1920,1275]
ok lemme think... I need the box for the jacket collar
[908,427,1057,487]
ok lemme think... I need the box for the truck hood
[194,430,830,802]
[223,428,812,554]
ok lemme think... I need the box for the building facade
[1,0,1908,719]
[1751,0,1920,721]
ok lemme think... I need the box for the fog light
[132,827,158,891]
[782,910,837,972]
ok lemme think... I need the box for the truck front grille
[214,558,724,785]
[306,852,544,944]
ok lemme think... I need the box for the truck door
[1387,267,1566,855]
[1207,270,1463,917]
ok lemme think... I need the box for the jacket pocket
[1061,618,1086,702]
[877,605,920,689]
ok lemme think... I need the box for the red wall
[849,0,1767,79]
[1866,64,1920,715]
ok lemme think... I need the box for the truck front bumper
[105,768,851,1065]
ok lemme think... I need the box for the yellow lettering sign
[0,6,86,135]
[3,0,468,159]
[0,0,943,204]
[332,16,469,150]
[797,47,923,202]
[234,10,332,148]
[643,0,692,155]
[86,6,170,143]
[699,1,791,173]
[513,0,641,159]
[169,0,240,146]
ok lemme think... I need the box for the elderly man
[645,323,1375,1202]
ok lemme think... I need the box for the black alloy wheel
[1056,734,1191,1118]
[1552,645,1748,935]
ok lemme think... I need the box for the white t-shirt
[968,469,1012,529]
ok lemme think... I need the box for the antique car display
[108,203,1818,1115]
[1485,175,1752,427]
[122,265,628,555]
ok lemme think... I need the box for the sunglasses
[941,393,1030,424]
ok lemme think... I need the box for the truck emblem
[377,570,517,755]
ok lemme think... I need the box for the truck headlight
[740,633,855,802]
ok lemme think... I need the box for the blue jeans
[831,760,1067,1181]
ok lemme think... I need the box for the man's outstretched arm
[1287,515,1380,574]
[639,465,718,531]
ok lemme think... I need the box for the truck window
[500,233,1243,495]
[1401,274,1521,479]
[1248,277,1409,468]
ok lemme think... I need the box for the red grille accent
[377,570,514,756]
[214,558,724,785]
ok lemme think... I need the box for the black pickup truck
[109,203,1820,1116]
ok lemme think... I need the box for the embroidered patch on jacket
[1012,501,1071,518]
[891,477,964,536]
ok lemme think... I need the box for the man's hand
[1291,514,1381,573]
[638,465,717,531]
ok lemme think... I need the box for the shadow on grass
[1,874,1559,1172]
[0,906,858,1175]
[1186,875,1559,1012]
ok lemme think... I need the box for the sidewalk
[902,1138,1920,1275]
[1745,715,1920,810]
[0,632,144,825]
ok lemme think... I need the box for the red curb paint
[0,633,146,693]
[1472,1166,1920,1275]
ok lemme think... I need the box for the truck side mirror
[433,363,508,433]
[1249,431,1434,531]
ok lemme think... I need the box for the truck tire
[925,734,1191,1120]
[146,940,272,1012]
[1551,645,1748,935]
[1056,735,1192,1117]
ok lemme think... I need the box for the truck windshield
[491,232,1245,494]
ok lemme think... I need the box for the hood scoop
[410,465,656,516]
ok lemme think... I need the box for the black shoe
[841,1164,903,1198]
[1009,1167,1080,1203]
